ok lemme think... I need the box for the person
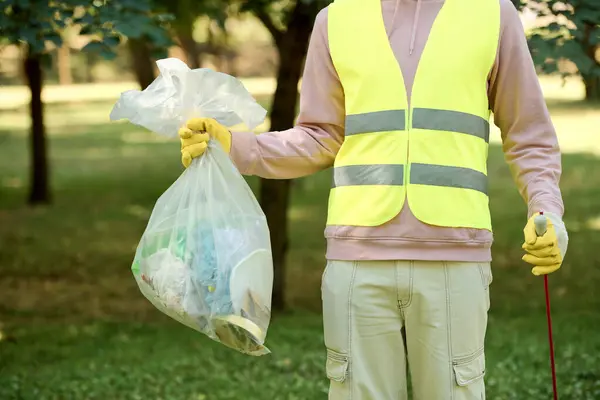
[178,0,569,398]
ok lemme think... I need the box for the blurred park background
[0,0,599,399]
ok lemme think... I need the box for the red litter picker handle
[534,211,558,400]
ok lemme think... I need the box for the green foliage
[527,0,600,80]
[0,0,70,54]
[0,0,173,59]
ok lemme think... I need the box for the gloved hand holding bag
[110,58,273,356]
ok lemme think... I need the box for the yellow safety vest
[326,0,500,230]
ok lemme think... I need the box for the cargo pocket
[326,349,349,383]
[453,350,486,387]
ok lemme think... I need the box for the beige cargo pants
[322,260,493,400]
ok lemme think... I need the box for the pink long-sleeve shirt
[229,0,564,262]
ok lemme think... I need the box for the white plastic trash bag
[110,58,266,137]
[110,58,273,356]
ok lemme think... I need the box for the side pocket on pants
[326,349,349,382]
[447,263,489,398]
[478,263,493,311]
[453,349,486,386]
[478,263,493,287]
[322,261,356,385]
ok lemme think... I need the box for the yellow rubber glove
[522,212,568,276]
[178,118,232,168]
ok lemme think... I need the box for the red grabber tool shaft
[534,211,558,400]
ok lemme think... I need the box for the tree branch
[255,7,283,47]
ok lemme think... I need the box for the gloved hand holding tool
[522,211,568,276]
[523,211,568,400]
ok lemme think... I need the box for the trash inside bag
[110,58,273,356]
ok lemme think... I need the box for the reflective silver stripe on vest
[345,110,406,136]
[410,163,488,194]
[332,163,487,194]
[412,108,490,142]
[332,164,404,187]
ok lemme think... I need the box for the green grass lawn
[1,78,600,399]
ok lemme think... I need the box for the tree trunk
[581,27,600,102]
[127,38,155,89]
[24,53,51,205]
[57,44,72,85]
[85,52,97,83]
[259,2,319,311]
[510,0,523,10]
[583,74,600,102]
[176,27,201,69]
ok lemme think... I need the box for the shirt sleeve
[489,0,565,218]
[229,7,345,180]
